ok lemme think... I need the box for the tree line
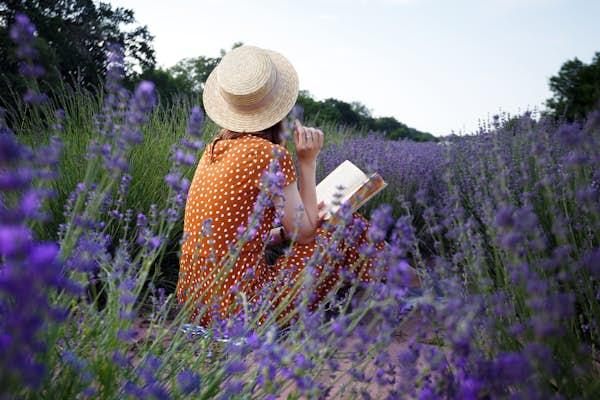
[0,1,433,141]
[1,1,599,138]
[140,54,438,141]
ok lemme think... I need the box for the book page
[316,160,370,218]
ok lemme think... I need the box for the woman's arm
[294,119,324,227]
[276,184,324,244]
[273,120,324,244]
[297,160,319,229]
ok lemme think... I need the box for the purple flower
[286,104,304,133]
[492,352,531,385]
[245,332,260,349]
[0,131,23,165]
[225,359,246,375]
[18,62,45,78]
[495,206,514,228]
[0,166,34,191]
[557,122,582,146]
[9,14,48,105]
[385,260,412,297]
[149,235,163,249]
[457,378,483,400]
[116,329,138,341]
[66,233,109,273]
[9,14,37,58]
[55,109,66,121]
[133,80,157,114]
[180,138,204,151]
[580,249,600,278]
[106,43,125,91]
[134,211,147,226]
[10,14,35,40]
[0,225,31,257]
[368,204,394,242]
[294,353,315,371]
[187,106,204,138]
[111,351,132,368]
[174,148,196,166]
[177,369,201,395]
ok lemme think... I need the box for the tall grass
[13,85,394,290]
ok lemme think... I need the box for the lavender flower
[0,134,72,391]
[9,14,48,104]
[10,14,37,59]
[176,369,201,395]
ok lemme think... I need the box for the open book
[316,160,387,220]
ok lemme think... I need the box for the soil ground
[132,306,441,399]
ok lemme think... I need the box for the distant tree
[368,115,436,142]
[372,116,402,133]
[350,101,372,120]
[137,67,197,104]
[297,96,361,127]
[0,0,155,108]
[296,90,323,121]
[546,52,600,121]
[168,42,244,94]
[168,56,219,93]
[295,91,437,142]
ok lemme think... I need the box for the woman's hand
[294,119,324,164]
[316,200,327,226]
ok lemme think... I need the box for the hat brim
[203,50,299,133]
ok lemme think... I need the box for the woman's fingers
[316,128,324,147]
[293,119,324,162]
[294,119,302,146]
[317,200,325,210]
[317,204,328,226]
[306,127,315,143]
[309,128,323,150]
[295,121,322,143]
[294,119,303,134]
[295,120,313,147]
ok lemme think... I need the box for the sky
[108,0,600,136]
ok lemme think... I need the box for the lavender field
[2,14,600,399]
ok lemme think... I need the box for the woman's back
[176,134,296,325]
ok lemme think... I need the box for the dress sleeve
[275,145,297,187]
[249,141,297,189]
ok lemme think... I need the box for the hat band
[225,70,281,113]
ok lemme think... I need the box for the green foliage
[168,55,219,94]
[137,67,199,104]
[0,0,155,112]
[546,51,600,121]
[13,84,220,288]
[297,90,438,142]
[166,42,244,94]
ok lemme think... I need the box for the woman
[176,46,416,327]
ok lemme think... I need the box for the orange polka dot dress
[176,134,384,326]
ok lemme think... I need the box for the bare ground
[130,307,443,399]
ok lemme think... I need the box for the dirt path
[278,309,439,399]
[131,308,437,399]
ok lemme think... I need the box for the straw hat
[203,45,299,133]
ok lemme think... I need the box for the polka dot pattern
[175,134,384,326]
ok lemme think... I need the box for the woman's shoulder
[242,135,291,157]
